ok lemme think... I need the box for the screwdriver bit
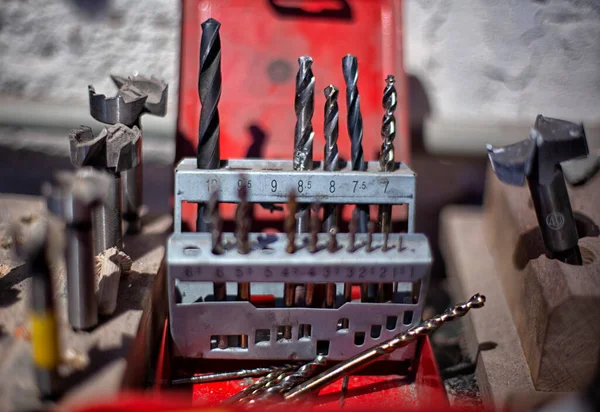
[378,75,397,233]
[323,85,340,232]
[196,18,222,233]
[342,54,368,232]
[294,56,315,236]
[285,294,487,400]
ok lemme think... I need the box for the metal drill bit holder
[168,157,429,362]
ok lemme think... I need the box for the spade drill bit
[294,56,315,234]
[236,179,251,348]
[285,294,486,400]
[323,85,341,232]
[378,75,397,233]
[342,54,368,233]
[197,17,222,233]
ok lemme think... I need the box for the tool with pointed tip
[323,84,341,232]
[13,220,61,399]
[43,168,110,330]
[293,55,315,238]
[487,115,589,265]
[90,74,168,234]
[196,17,223,233]
[284,294,486,400]
[378,74,397,233]
[69,124,141,254]
[172,367,275,385]
[342,54,369,233]
[222,364,299,405]
[255,356,327,401]
[236,179,251,348]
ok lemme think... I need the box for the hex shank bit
[487,115,589,265]
[197,18,222,232]
[293,56,315,234]
[342,54,368,233]
[323,85,340,232]
[285,294,486,400]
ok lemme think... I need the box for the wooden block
[482,167,600,392]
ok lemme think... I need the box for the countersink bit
[14,221,61,399]
[323,85,341,232]
[43,169,110,331]
[222,364,299,405]
[285,294,487,400]
[342,54,368,233]
[255,356,327,401]
[172,367,275,385]
[196,18,223,233]
[378,75,397,233]
[487,115,589,265]
[294,56,315,234]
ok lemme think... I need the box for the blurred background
[0,0,599,280]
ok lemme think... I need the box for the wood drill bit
[284,191,297,339]
[255,356,327,401]
[378,75,397,233]
[222,364,299,405]
[342,54,368,233]
[294,56,315,234]
[284,294,487,400]
[323,85,340,232]
[236,180,251,348]
[196,18,222,233]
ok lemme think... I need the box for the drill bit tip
[324,84,339,98]
[201,17,221,29]
[386,74,395,84]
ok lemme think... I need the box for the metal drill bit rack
[168,157,430,362]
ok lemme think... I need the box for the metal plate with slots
[167,232,432,361]
[174,158,416,232]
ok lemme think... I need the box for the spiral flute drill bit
[285,294,486,400]
[342,54,368,233]
[323,85,340,232]
[172,367,275,385]
[196,18,222,233]
[293,56,315,234]
[223,364,299,405]
[378,74,397,233]
[256,356,327,401]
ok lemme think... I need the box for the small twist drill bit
[366,221,375,252]
[207,190,223,255]
[342,54,368,233]
[343,211,358,323]
[378,75,397,234]
[285,294,487,400]
[309,203,320,254]
[256,356,327,401]
[236,178,251,255]
[323,85,340,232]
[328,227,339,253]
[196,18,222,233]
[222,365,298,405]
[172,367,275,385]
[284,191,297,339]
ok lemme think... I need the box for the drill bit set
[167,18,427,362]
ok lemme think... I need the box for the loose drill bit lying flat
[222,365,299,405]
[284,294,486,400]
[172,367,274,385]
[323,85,340,232]
[254,356,327,401]
[342,54,368,233]
[196,17,222,233]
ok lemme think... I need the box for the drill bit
[285,294,487,400]
[283,191,297,339]
[378,75,397,233]
[207,190,226,349]
[323,85,340,232]
[196,18,222,233]
[308,203,320,254]
[328,227,339,253]
[222,364,299,405]
[366,221,375,253]
[172,367,275,385]
[293,56,315,234]
[342,211,358,324]
[342,54,368,233]
[255,356,327,401]
[236,179,251,348]
[302,203,320,337]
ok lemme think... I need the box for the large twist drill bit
[342,54,368,233]
[196,17,222,233]
[222,364,299,405]
[257,356,327,401]
[285,294,486,400]
[293,56,315,233]
[323,85,340,232]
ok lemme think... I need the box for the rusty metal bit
[382,230,390,251]
[172,367,275,385]
[328,227,339,253]
[347,209,358,253]
[207,190,223,255]
[397,235,406,252]
[366,221,376,252]
[285,191,297,254]
[255,356,327,402]
[309,203,321,253]
[325,283,336,308]
[236,177,251,255]
[284,294,487,400]
[223,364,300,405]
